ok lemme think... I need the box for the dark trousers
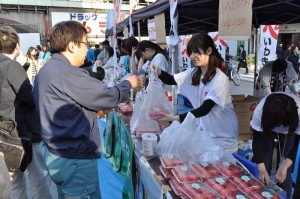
[294,165,300,199]
[237,61,248,74]
[262,134,294,199]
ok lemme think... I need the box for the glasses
[78,40,88,48]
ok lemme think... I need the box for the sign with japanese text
[113,0,123,70]
[129,0,139,36]
[148,19,156,42]
[218,0,253,40]
[51,12,107,37]
[258,25,280,66]
[168,0,181,52]
[178,35,192,72]
[51,12,127,37]
[208,32,227,60]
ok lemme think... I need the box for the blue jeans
[43,144,101,199]
[263,134,294,199]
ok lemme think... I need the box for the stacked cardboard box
[232,95,259,141]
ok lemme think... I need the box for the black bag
[22,62,30,71]
[0,118,32,172]
[96,67,105,81]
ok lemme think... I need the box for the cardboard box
[232,95,259,134]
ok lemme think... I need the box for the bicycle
[225,59,241,86]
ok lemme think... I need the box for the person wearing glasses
[251,93,300,199]
[33,21,145,199]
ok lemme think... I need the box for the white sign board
[19,33,41,57]
[258,25,280,66]
[218,0,253,40]
[51,12,127,37]
[178,35,192,72]
[148,19,156,42]
[209,32,227,60]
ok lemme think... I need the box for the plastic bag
[144,72,172,119]
[130,91,144,129]
[156,113,235,163]
[131,106,160,137]
[102,111,119,158]
[119,116,134,176]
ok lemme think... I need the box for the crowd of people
[0,19,299,199]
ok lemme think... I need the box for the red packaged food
[251,188,283,199]
[117,103,133,114]
[169,177,183,196]
[232,172,263,195]
[181,182,217,199]
[171,165,201,183]
[215,161,243,178]
[206,176,239,198]
[225,191,250,199]
[148,106,170,119]
[159,165,173,179]
[191,162,222,180]
[160,155,184,169]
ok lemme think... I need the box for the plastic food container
[232,172,263,194]
[215,161,243,178]
[206,176,239,198]
[159,165,173,179]
[181,181,217,199]
[225,191,251,199]
[117,103,133,114]
[251,188,283,199]
[160,155,184,169]
[191,162,222,180]
[148,106,170,119]
[169,177,183,196]
[171,165,202,183]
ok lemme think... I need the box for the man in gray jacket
[0,26,34,199]
[33,21,144,199]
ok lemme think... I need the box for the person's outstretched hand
[158,113,179,122]
[275,158,293,183]
[150,64,161,76]
[258,163,270,187]
[125,75,145,91]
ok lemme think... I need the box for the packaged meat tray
[181,181,217,199]
[171,165,201,183]
[148,106,170,119]
[225,191,250,199]
[190,162,222,180]
[169,177,183,196]
[117,103,133,114]
[215,161,243,178]
[159,165,173,179]
[206,176,239,198]
[160,155,184,169]
[232,172,263,194]
[251,188,283,199]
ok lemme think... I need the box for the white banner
[168,0,180,52]
[258,25,280,66]
[113,0,122,70]
[208,32,227,60]
[218,0,253,40]
[178,35,192,72]
[51,12,107,37]
[129,0,139,36]
[147,19,156,42]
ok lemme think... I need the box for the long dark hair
[124,37,139,57]
[261,93,299,135]
[187,33,225,85]
[136,40,171,63]
[26,46,36,60]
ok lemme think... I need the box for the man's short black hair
[101,40,109,46]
